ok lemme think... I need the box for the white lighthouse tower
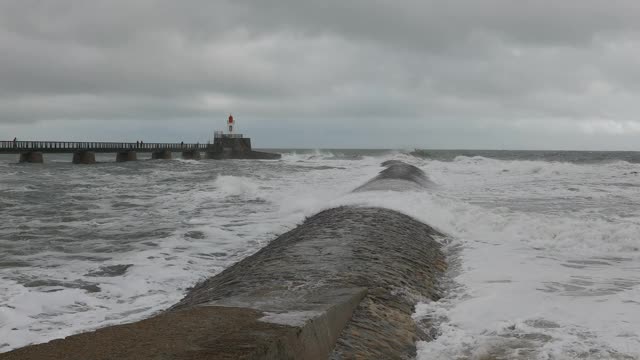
[228,114,234,134]
[214,114,242,140]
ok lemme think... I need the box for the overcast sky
[2,1,640,149]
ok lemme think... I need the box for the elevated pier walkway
[0,138,280,163]
[0,141,206,154]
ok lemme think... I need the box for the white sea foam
[213,175,261,197]
[280,149,339,162]
[174,158,202,164]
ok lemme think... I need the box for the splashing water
[0,150,639,359]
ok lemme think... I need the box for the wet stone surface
[172,206,447,359]
[353,161,435,192]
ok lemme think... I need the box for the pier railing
[214,133,244,139]
[0,141,209,153]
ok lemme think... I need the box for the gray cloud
[2,0,640,149]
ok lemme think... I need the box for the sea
[1,149,639,359]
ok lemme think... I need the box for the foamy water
[410,156,640,359]
[1,150,639,359]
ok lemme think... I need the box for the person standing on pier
[12,137,17,148]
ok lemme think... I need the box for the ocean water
[1,150,639,359]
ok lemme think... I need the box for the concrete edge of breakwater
[2,288,368,360]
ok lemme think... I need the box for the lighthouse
[228,114,234,134]
[208,114,281,159]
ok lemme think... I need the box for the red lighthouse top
[228,114,234,124]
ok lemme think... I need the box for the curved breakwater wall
[353,160,435,192]
[2,161,447,360]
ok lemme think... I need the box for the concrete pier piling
[151,149,172,160]
[115,151,137,162]
[19,152,43,163]
[72,151,96,164]
[181,150,201,160]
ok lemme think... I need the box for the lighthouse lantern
[228,114,234,134]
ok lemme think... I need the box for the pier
[0,137,280,163]
[0,141,209,164]
[1,116,281,163]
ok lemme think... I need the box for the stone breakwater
[2,161,447,360]
[173,206,446,359]
[353,160,435,192]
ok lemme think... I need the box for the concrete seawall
[206,137,282,160]
[3,161,446,360]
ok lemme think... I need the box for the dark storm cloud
[2,0,640,148]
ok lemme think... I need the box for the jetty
[0,116,280,163]
[1,161,446,360]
